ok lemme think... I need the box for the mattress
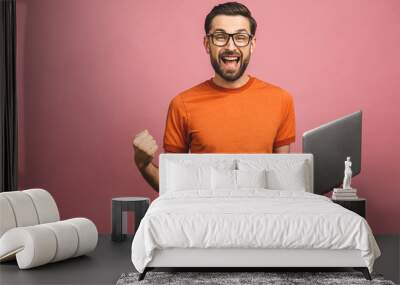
[131,189,381,273]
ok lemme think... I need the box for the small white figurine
[342,156,352,189]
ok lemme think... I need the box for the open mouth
[220,55,240,70]
[221,56,240,63]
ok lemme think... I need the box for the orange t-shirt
[163,75,296,153]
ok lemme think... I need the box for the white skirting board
[147,248,366,267]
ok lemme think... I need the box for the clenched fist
[132,129,159,171]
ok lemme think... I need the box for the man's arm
[137,149,183,193]
[132,129,160,192]
[273,91,296,154]
[134,93,189,193]
[138,162,159,192]
[273,144,290,153]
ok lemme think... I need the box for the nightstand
[332,198,366,218]
[111,197,150,242]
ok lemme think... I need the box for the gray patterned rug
[116,271,396,285]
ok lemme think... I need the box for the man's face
[204,15,256,82]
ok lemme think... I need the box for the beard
[210,50,250,82]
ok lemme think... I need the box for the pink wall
[16,0,400,234]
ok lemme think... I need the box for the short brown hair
[204,2,257,35]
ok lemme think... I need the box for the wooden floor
[0,234,398,285]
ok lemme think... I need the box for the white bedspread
[131,189,381,273]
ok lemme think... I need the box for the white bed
[131,154,381,280]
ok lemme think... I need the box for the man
[133,2,296,192]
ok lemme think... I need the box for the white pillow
[211,168,268,190]
[211,168,237,190]
[265,163,306,191]
[166,161,212,191]
[237,169,268,188]
[237,159,308,191]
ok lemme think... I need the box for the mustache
[220,52,241,57]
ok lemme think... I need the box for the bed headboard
[159,153,314,195]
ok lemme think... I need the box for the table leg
[122,211,127,235]
[112,201,126,242]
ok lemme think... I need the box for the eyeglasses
[207,32,253,47]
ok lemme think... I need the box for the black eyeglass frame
[207,32,254,47]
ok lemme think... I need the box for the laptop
[302,110,362,195]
